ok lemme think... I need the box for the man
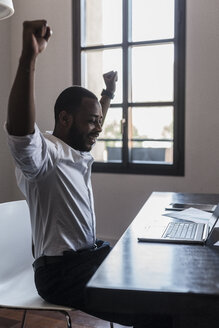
[6,20,172,328]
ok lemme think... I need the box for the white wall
[2,0,219,243]
[0,17,16,202]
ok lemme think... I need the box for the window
[73,0,185,175]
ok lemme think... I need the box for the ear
[58,110,73,127]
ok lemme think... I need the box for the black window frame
[72,0,186,176]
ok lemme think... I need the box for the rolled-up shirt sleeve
[5,123,52,180]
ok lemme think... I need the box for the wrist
[101,89,114,99]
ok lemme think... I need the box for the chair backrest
[0,200,33,282]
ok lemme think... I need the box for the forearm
[100,71,117,125]
[100,95,111,124]
[7,55,36,136]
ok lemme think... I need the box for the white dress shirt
[6,124,96,259]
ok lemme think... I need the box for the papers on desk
[163,207,212,223]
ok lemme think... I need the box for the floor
[0,308,127,328]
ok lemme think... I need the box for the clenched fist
[22,20,52,59]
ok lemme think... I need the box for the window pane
[131,44,174,102]
[101,107,122,139]
[129,107,173,163]
[130,106,173,139]
[132,0,174,42]
[82,48,122,103]
[82,0,122,46]
[130,141,173,163]
[91,107,122,162]
[92,142,122,163]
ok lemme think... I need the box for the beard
[67,123,91,152]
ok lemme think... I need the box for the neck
[53,126,66,143]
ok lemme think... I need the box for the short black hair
[54,86,98,122]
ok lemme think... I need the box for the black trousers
[34,240,172,328]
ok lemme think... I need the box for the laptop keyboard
[163,222,198,239]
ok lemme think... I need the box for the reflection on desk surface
[165,202,216,212]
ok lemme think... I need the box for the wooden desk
[86,192,219,328]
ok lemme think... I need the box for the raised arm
[100,70,118,125]
[7,20,52,136]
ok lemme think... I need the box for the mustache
[88,133,99,138]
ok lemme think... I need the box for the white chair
[0,200,76,328]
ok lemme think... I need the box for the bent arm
[7,55,36,136]
[100,71,118,124]
[7,20,51,136]
[100,94,111,125]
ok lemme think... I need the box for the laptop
[137,203,219,245]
